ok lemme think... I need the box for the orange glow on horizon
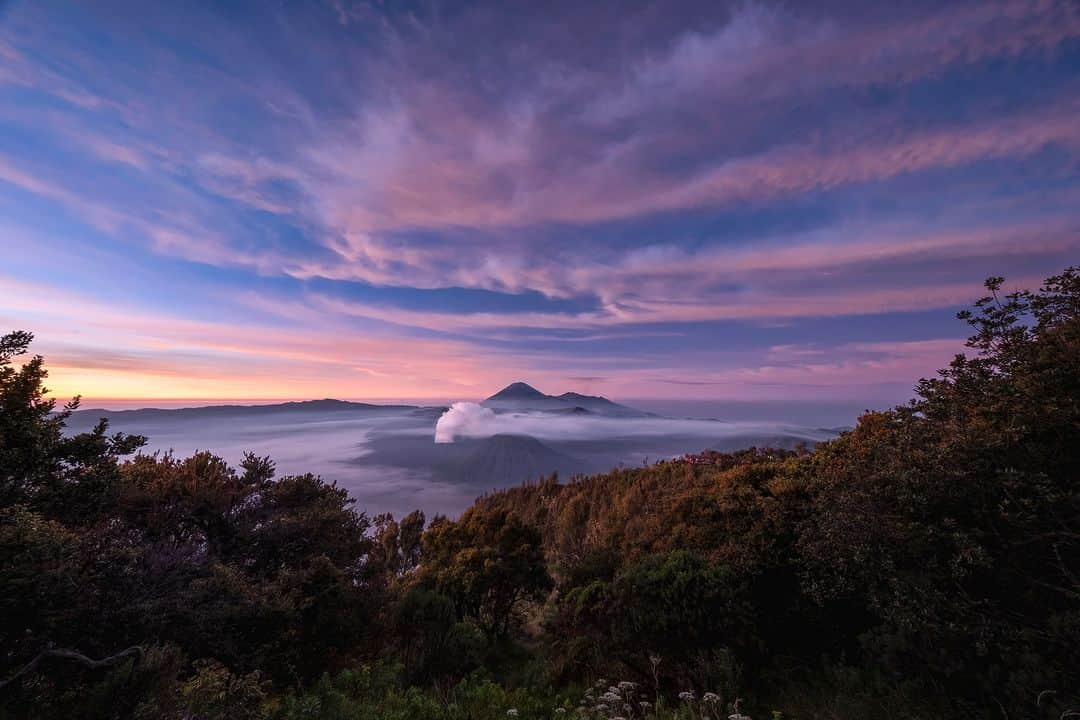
[42,364,489,404]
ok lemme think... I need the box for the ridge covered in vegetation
[1,269,1077,719]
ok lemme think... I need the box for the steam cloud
[433,401,834,444]
[434,402,498,443]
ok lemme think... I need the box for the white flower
[506,710,518,718]
[679,690,696,702]
[554,709,566,715]
[703,692,721,703]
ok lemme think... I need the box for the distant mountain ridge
[73,398,408,416]
[64,398,427,434]
[482,382,651,417]
[69,383,645,422]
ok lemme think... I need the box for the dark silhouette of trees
[0,330,144,521]
[420,507,551,644]
[797,268,1080,710]
[1,331,379,714]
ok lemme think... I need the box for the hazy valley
[65,382,840,516]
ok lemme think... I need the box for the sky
[0,0,1078,410]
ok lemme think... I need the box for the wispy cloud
[0,0,1076,405]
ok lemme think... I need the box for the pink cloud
[286,1,1080,245]
[2,0,1076,299]
[267,213,1077,330]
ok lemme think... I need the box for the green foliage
[177,659,268,720]
[563,551,752,686]
[267,663,555,720]
[370,510,425,580]
[392,585,485,682]
[796,268,1080,712]
[420,507,552,643]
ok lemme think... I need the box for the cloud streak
[0,0,1076,407]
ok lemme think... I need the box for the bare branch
[0,645,142,691]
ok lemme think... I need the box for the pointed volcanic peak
[482,382,651,417]
[485,381,548,401]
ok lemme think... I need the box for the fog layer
[66,401,842,517]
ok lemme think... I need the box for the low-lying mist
[434,402,836,444]
[65,401,843,517]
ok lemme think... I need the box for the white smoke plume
[434,402,499,443]
[434,401,837,444]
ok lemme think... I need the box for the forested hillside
[1,269,1077,719]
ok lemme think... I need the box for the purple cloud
[0,0,1076,408]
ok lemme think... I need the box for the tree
[798,268,1080,713]
[562,551,752,688]
[370,509,426,582]
[392,585,484,682]
[0,330,144,522]
[115,453,377,684]
[421,507,551,643]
